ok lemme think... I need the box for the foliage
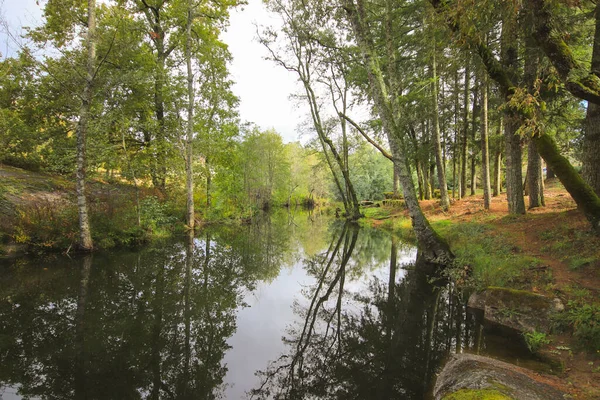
[349,141,393,201]
[522,330,550,353]
[554,299,600,352]
[139,196,178,233]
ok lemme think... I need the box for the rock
[434,353,568,400]
[467,287,564,334]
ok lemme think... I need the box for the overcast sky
[0,0,306,143]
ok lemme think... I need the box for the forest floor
[366,179,600,398]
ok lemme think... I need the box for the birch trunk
[75,0,96,251]
[185,1,195,229]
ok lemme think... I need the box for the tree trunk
[393,164,400,197]
[527,140,543,208]
[523,24,544,209]
[582,3,600,196]
[501,19,526,215]
[453,67,459,199]
[535,134,600,233]
[388,133,453,263]
[461,60,470,199]
[481,74,492,209]
[416,160,425,200]
[432,40,450,210]
[185,1,195,229]
[424,162,432,200]
[75,0,96,251]
[303,78,360,219]
[470,80,479,196]
[430,163,436,198]
[206,159,212,208]
[583,105,600,196]
[493,148,502,197]
[504,116,526,214]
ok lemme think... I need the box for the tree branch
[339,113,393,161]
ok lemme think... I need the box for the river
[0,210,534,399]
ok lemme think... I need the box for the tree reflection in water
[0,215,293,400]
[1,214,488,399]
[252,223,476,400]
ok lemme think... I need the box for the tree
[481,72,492,210]
[429,0,600,233]
[262,0,362,219]
[341,0,453,263]
[430,26,450,210]
[74,0,95,250]
[184,0,195,229]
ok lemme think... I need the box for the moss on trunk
[535,134,600,233]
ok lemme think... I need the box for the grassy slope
[0,164,172,253]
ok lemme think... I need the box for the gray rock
[467,287,564,334]
[434,353,568,400]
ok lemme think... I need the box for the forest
[2,0,600,398]
[1,0,599,255]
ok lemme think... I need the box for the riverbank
[0,164,189,255]
[0,164,324,256]
[363,180,600,398]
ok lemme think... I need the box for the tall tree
[481,72,492,210]
[341,0,453,263]
[430,29,450,210]
[75,0,97,250]
[262,0,362,219]
[134,0,179,193]
[460,59,470,199]
[501,16,526,215]
[184,0,195,229]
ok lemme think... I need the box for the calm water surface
[0,210,533,399]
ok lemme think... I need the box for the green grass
[360,206,390,220]
[568,256,596,271]
[432,221,535,288]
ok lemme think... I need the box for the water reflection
[251,224,476,400]
[0,212,532,400]
[0,211,309,399]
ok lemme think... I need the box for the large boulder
[434,353,568,400]
[468,287,564,334]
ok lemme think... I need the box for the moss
[485,287,554,313]
[442,388,513,400]
[535,134,600,234]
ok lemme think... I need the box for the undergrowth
[431,221,540,289]
[553,290,600,352]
